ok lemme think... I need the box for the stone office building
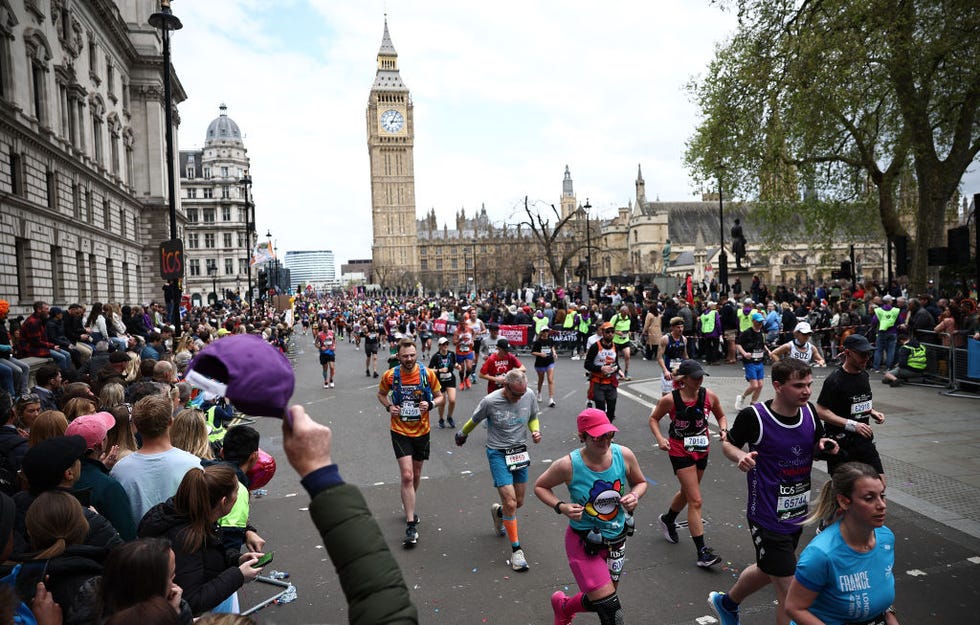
[0,0,185,314]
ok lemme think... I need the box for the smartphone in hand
[252,552,274,568]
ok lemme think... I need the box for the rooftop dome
[205,103,243,146]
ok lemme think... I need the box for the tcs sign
[159,239,184,280]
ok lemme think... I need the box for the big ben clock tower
[367,18,419,284]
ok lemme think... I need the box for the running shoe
[510,548,529,572]
[570,354,580,361]
[734,394,744,411]
[491,503,505,536]
[536,392,542,402]
[658,514,679,544]
[373,371,379,378]
[323,382,329,388]
[403,524,419,549]
[707,591,739,625]
[365,369,370,377]
[447,417,456,428]
[622,374,631,381]
[328,381,334,388]
[438,419,445,429]
[548,398,557,408]
[551,591,573,625]
[697,546,722,568]
[470,372,477,383]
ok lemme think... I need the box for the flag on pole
[250,241,276,266]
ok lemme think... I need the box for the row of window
[6,149,135,238]
[187,258,250,277]
[185,186,241,200]
[185,206,246,223]
[419,259,474,270]
[12,237,136,305]
[186,232,247,249]
[185,165,245,180]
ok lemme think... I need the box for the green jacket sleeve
[308,484,418,625]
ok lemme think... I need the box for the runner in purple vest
[707,358,839,625]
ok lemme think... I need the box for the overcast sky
[170,1,980,271]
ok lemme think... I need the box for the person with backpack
[376,338,443,549]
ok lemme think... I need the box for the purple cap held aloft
[186,334,294,418]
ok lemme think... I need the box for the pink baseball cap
[577,408,618,438]
[65,411,116,450]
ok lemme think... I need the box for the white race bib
[851,400,872,415]
[400,400,420,421]
[505,445,530,471]
[751,350,764,360]
[684,435,709,452]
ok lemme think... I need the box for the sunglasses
[602,329,614,334]
[589,432,614,441]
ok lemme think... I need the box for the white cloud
[171,0,742,271]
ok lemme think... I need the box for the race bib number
[683,435,709,452]
[400,400,420,422]
[851,400,872,415]
[751,350,764,360]
[504,444,530,471]
[776,482,810,520]
[438,371,453,381]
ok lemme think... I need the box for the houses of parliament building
[367,19,891,295]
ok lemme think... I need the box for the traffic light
[257,269,267,295]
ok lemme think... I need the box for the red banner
[498,324,529,346]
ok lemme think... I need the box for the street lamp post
[265,230,279,294]
[150,0,182,332]
[583,199,592,283]
[241,173,253,310]
[208,266,217,305]
[717,173,729,295]
[470,238,477,297]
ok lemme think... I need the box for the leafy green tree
[686,0,980,289]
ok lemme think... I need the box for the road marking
[617,388,655,409]
[907,569,926,576]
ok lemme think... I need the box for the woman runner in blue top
[786,461,898,625]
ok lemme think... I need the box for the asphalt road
[243,334,980,624]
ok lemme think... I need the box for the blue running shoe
[708,591,739,625]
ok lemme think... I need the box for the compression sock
[503,516,519,547]
[693,534,706,553]
[592,593,623,625]
[663,508,679,525]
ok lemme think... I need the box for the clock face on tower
[380,109,404,133]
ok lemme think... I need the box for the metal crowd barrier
[944,332,980,399]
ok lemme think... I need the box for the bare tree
[517,196,588,287]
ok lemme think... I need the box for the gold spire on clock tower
[367,17,419,285]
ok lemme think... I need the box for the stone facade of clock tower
[367,19,419,285]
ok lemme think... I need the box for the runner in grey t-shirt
[455,369,541,572]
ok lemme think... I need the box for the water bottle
[624,512,635,537]
[586,527,603,550]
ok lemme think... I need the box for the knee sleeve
[593,593,623,625]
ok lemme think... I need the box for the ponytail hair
[173,464,238,553]
[806,461,881,526]
[26,491,89,559]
